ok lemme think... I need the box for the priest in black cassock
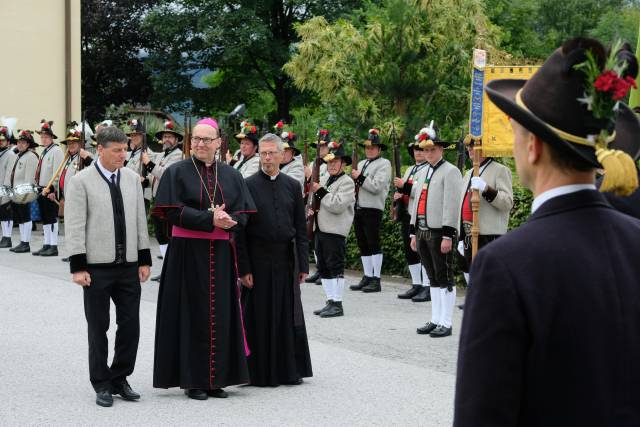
[151,118,256,400]
[236,133,312,386]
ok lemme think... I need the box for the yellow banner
[482,66,540,157]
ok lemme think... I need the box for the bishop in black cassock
[152,119,256,400]
[236,133,312,386]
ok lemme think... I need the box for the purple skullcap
[197,118,219,129]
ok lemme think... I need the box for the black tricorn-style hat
[359,128,387,150]
[125,118,146,135]
[16,130,38,149]
[61,121,83,145]
[155,119,183,142]
[35,119,57,139]
[322,140,352,166]
[281,130,301,155]
[485,37,640,195]
[235,121,259,145]
[311,129,331,148]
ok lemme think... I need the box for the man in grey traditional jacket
[35,119,65,257]
[65,126,151,408]
[280,130,305,191]
[309,141,355,318]
[230,121,260,178]
[7,130,39,253]
[408,125,462,338]
[142,119,183,278]
[350,128,392,293]
[0,124,17,248]
[124,119,153,206]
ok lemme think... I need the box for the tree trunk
[274,76,291,122]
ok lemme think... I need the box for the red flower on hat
[0,127,6,135]
[289,131,295,139]
[418,133,427,142]
[328,141,340,149]
[42,123,49,129]
[276,121,284,129]
[250,125,257,133]
[319,129,329,136]
[593,70,638,101]
[369,128,379,135]
[165,121,174,130]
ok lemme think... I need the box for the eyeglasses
[259,151,281,158]
[191,136,220,145]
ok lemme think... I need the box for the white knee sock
[1,221,12,237]
[430,287,441,324]
[43,224,50,245]
[50,222,58,246]
[371,253,383,278]
[160,244,168,258]
[334,278,345,302]
[441,287,457,328]
[463,272,470,286]
[408,263,422,285]
[361,256,373,277]
[314,251,318,264]
[19,222,32,243]
[321,278,332,300]
[421,266,431,287]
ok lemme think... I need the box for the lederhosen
[353,157,383,257]
[399,162,428,265]
[415,159,455,290]
[457,159,501,273]
[36,144,61,225]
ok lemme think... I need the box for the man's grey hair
[259,133,284,151]
[96,126,128,147]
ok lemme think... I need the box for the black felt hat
[35,119,57,140]
[281,130,301,155]
[155,119,183,142]
[16,130,38,149]
[311,129,331,148]
[235,121,259,145]
[359,128,387,150]
[322,140,352,166]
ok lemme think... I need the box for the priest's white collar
[531,184,596,213]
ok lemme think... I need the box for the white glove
[457,240,465,256]
[470,176,487,193]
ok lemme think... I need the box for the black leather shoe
[313,300,333,315]
[305,271,320,283]
[398,285,421,299]
[151,274,161,282]
[430,325,452,338]
[362,277,381,293]
[350,276,371,291]
[186,389,208,400]
[411,286,431,302]
[32,244,50,256]
[11,242,30,253]
[61,257,69,262]
[112,381,140,401]
[157,255,163,260]
[0,237,11,248]
[320,301,343,318]
[207,388,228,398]
[282,378,303,385]
[40,245,58,257]
[96,390,113,407]
[416,322,439,335]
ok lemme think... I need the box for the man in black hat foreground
[142,120,184,279]
[35,119,64,257]
[7,130,39,253]
[309,141,355,318]
[409,124,462,338]
[350,128,392,293]
[236,133,312,386]
[454,38,640,426]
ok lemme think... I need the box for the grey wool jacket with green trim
[314,172,355,237]
[355,156,392,211]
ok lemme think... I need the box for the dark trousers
[353,207,383,256]
[315,231,346,279]
[0,202,12,221]
[83,264,141,392]
[416,228,455,290]
[457,233,501,273]
[12,202,31,224]
[400,211,421,265]
[37,195,58,225]
[151,214,169,245]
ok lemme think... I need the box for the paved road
[0,228,464,426]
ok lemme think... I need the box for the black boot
[313,300,334,315]
[40,245,58,257]
[362,277,381,293]
[430,325,452,338]
[350,276,371,291]
[398,285,421,299]
[0,236,12,248]
[411,286,431,302]
[305,271,320,283]
[11,242,30,253]
[32,244,50,256]
[416,322,439,335]
[320,301,344,318]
